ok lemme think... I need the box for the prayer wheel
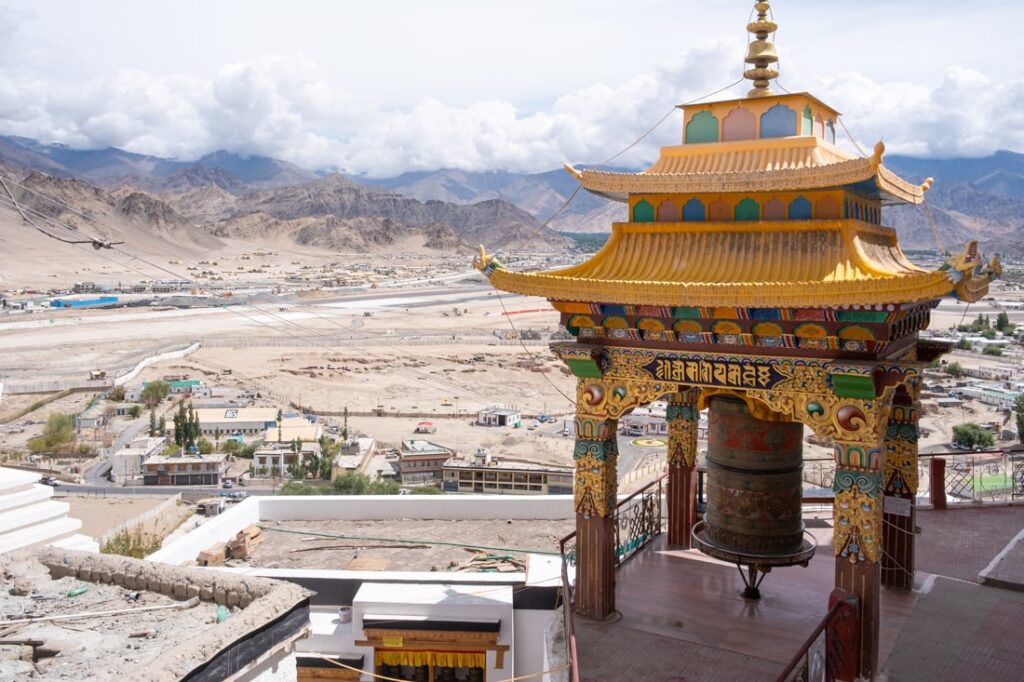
[703,396,804,555]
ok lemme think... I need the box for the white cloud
[0,7,1021,177]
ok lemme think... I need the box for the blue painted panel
[682,198,706,222]
[788,196,813,220]
[600,304,627,316]
[750,308,783,321]
[760,104,798,139]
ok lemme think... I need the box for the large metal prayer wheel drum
[704,396,804,555]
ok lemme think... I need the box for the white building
[477,407,521,427]
[180,407,280,437]
[111,436,166,484]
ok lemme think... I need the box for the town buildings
[476,407,521,427]
[398,439,454,486]
[142,453,228,486]
[111,435,166,484]
[443,450,573,495]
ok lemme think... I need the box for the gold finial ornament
[745,1,780,97]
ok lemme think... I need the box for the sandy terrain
[60,494,171,538]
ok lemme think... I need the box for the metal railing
[556,474,666,682]
[919,451,1024,504]
[558,533,581,682]
[613,475,665,565]
[775,595,859,682]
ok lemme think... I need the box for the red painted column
[882,391,919,590]
[930,458,947,509]
[667,389,700,547]
[833,447,885,679]
[572,412,619,620]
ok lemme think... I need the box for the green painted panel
[672,307,702,319]
[566,358,602,378]
[685,111,719,144]
[633,199,655,223]
[836,310,888,323]
[831,374,876,400]
[734,198,760,221]
[802,106,813,136]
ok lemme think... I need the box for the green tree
[27,414,76,454]
[141,381,171,409]
[331,472,369,495]
[996,311,1012,333]
[955,338,972,350]
[1016,394,1024,444]
[983,345,1003,356]
[276,408,283,443]
[148,409,157,437]
[945,362,965,377]
[979,328,997,340]
[952,423,995,450]
[198,437,214,454]
[159,415,166,436]
[128,405,142,419]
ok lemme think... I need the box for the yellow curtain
[376,650,486,669]
[376,651,432,667]
[432,651,486,668]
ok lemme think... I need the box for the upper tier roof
[567,136,929,206]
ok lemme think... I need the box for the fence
[2,342,200,394]
[775,591,860,682]
[96,493,183,547]
[197,335,550,349]
[920,451,1024,506]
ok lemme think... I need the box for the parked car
[42,477,60,487]
[222,480,234,489]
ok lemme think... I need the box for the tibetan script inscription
[642,355,784,389]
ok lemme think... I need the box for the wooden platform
[574,515,918,681]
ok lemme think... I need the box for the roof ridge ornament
[745,1,780,98]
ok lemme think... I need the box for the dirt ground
[60,494,171,538]
[0,551,221,681]
[250,518,575,572]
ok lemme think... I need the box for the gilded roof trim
[577,159,924,205]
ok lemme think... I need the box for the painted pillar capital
[883,399,920,497]
[573,412,618,519]
[667,388,700,468]
[833,445,884,564]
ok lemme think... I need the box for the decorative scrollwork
[833,467,882,563]
[574,442,618,518]
[667,389,700,468]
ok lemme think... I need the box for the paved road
[55,483,277,497]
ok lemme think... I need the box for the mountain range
[2,134,1024,260]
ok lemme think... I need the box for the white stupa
[0,467,98,554]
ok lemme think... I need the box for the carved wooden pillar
[882,389,919,590]
[666,388,700,547]
[833,444,884,680]
[573,409,619,620]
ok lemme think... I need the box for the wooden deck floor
[574,514,919,681]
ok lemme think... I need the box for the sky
[0,0,1021,176]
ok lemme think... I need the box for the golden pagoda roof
[567,137,930,206]
[478,220,956,308]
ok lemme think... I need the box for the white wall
[257,494,574,522]
[147,496,260,564]
[514,609,559,681]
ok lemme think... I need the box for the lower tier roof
[481,220,955,308]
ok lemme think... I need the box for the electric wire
[0,188,506,409]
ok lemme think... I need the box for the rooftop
[482,220,955,307]
[0,547,309,681]
[245,518,573,572]
[193,407,279,423]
